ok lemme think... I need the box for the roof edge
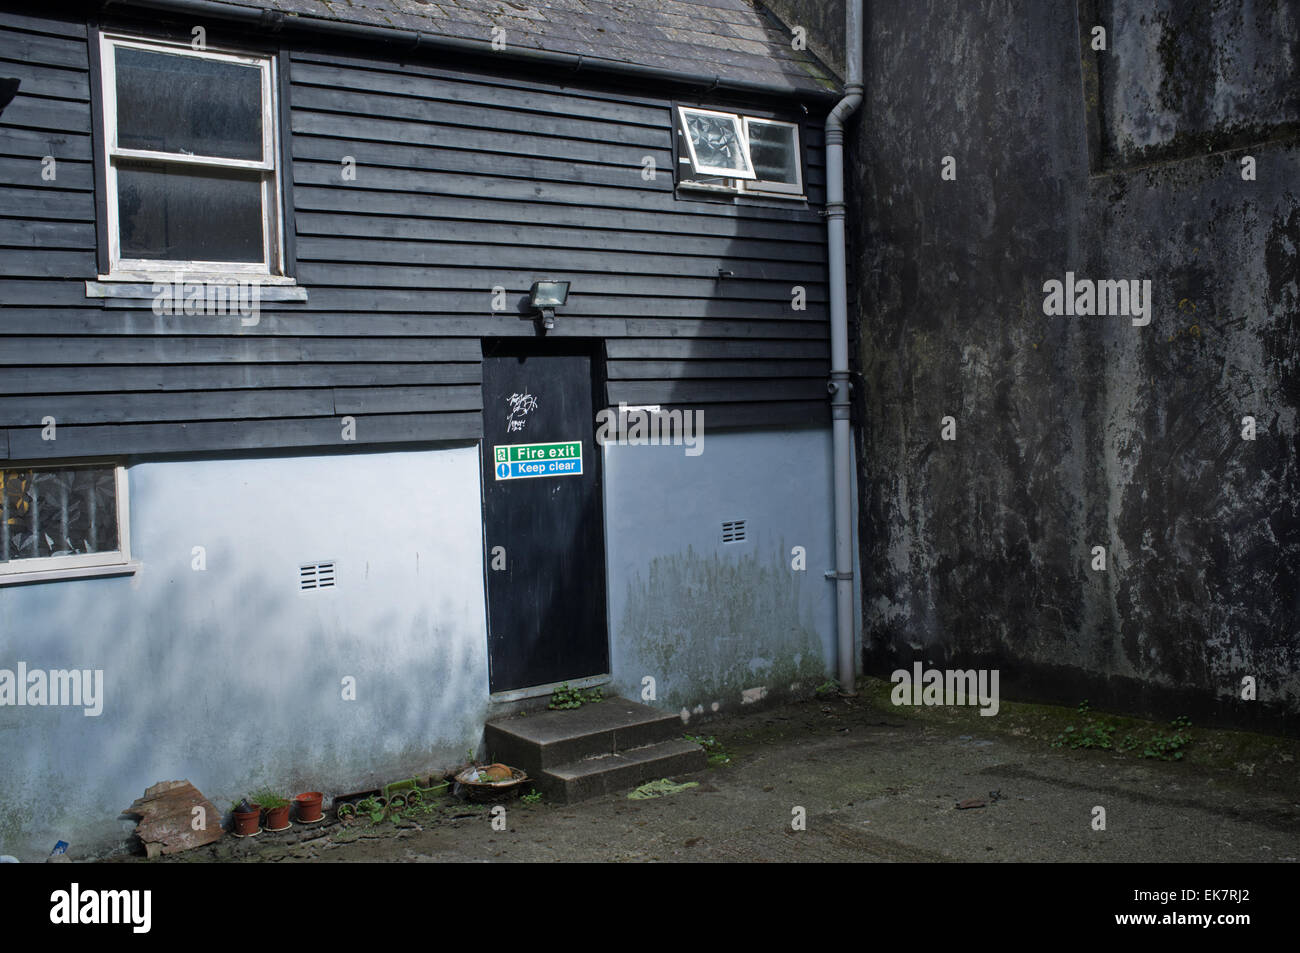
[90,0,843,104]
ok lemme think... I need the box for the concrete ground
[138,679,1300,863]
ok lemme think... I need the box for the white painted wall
[603,426,839,719]
[0,445,489,859]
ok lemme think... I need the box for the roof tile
[183,0,837,92]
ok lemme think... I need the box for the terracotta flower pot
[294,792,323,823]
[232,804,261,836]
[264,804,291,831]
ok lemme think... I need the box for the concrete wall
[777,0,1299,729]
[0,445,489,858]
[1,425,852,857]
[603,426,844,720]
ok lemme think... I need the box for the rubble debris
[120,780,223,856]
[955,798,987,810]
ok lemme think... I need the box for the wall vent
[300,561,336,590]
[722,520,746,543]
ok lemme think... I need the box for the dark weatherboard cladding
[0,4,834,459]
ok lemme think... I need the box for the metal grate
[722,520,746,543]
[300,561,336,590]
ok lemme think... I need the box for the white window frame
[0,462,135,584]
[98,32,284,281]
[676,108,806,200]
[677,106,757,180]
[739,116,804,197]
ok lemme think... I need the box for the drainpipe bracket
[824,570,854,581]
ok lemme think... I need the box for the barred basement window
[98,33,284,278]
[0,463,132,580]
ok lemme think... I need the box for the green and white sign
[493,440,583,480]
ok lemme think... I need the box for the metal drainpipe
[826,0,863,694]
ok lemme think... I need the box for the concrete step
[539,738,708,803]
[484,697,684,775]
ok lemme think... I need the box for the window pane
[677,138,736,189]
[115,46,263,161]
[117,161,264,262]
[749,122,799,184]
[684,111,751,174]
[1,467,118,563]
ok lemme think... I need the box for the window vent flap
[722,520,746,544]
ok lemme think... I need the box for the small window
[0,463,132,580]
[98,34,283,278]
[741,118,803,196]
[676,108,804,199]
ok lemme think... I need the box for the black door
[480,343,609,693]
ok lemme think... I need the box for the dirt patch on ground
[119,680,1300,863]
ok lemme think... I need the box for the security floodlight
[529,280,569,332]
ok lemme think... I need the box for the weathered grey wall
[780,0,1299,730]
[760,0,845,83]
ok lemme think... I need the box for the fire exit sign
[493,440,583,480]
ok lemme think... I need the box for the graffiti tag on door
[506,393,538,432]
